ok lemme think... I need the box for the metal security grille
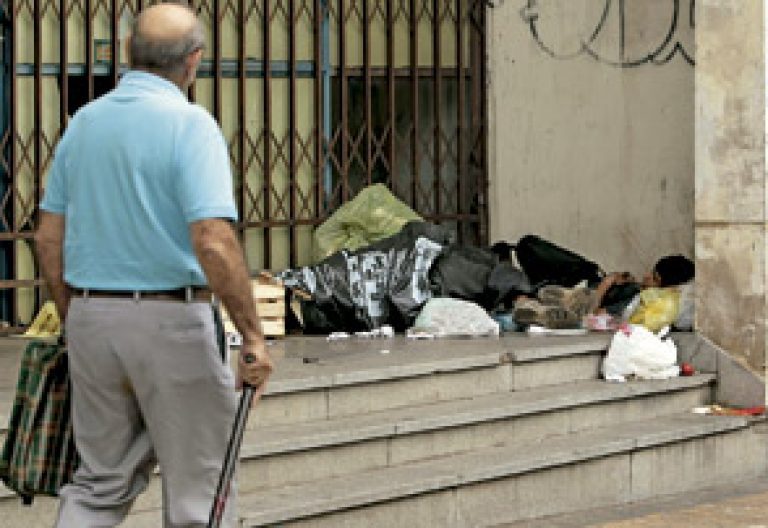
[0,0,488,330]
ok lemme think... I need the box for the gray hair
[130,4,205,75]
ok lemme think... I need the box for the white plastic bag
[602,324,679,382]
[408,298,500,338]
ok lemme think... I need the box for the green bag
[313,184,421,262]
[0,340,78,505]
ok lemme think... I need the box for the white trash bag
[602,324,679,382]
[408,298,500,338]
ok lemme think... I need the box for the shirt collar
[118,70,187,101]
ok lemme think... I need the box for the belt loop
[83,288,89,301]
[185,286,192,303]
[133,291,140,303]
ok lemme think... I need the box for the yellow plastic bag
[23,301,61,338]
[628,287,680,333]
[313,184,421,262]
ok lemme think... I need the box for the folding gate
[0,0,488,330]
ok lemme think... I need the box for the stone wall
[488,0,695,277]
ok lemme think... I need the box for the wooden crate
[222,275,286,339]
[252,276,285,337]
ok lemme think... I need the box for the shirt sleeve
[39,135,69,215]
[175,107,238,223]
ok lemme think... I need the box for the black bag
[601,282,642,316]
[430,248,532,311]
[485,262,533,310]
[281,222,452,333]
[429,246,498,308]
[514,235,603,289]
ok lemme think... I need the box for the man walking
[34,3,272,526]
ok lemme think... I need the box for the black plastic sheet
[280,222,452,333]
[430,248,532,311]
[515,234,603,288]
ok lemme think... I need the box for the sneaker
[537,285,595,318]
[513,298,580,329]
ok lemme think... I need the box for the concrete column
[695,0,766,382]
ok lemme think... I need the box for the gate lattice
[0,0,488,330]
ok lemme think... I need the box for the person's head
[127,2,205,90]
[643,255,695,288]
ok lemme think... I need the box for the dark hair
[654,255,694,287]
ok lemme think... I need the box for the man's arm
[591,272,636,313]
[190,218,273,391]
[35,211,71,321]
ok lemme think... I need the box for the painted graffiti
[520,0,695,67]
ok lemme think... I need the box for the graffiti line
[522,0,695,68]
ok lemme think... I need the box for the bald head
[129,2,204,78]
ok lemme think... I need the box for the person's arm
[190,218,273,392]
[591,272,634,313]
[35,211,71,321]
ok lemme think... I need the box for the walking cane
[208,356,257,528]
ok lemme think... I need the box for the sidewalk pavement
[499,477,768,528]
[593,490,768,528]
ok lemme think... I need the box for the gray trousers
[55,297,239,528]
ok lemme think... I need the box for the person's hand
[237,337,273,394]
[600,273,617,289]
[617,271,636,284]
[602,271,634,288]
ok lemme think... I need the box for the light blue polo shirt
[40,70,238,290]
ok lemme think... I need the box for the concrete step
[494,475,768,528]
[0,375,715,519]
[229,413,762,527]
[2,334,727,528]
[0,335,614,436]
[5,414,762,528]
[0,341,610,460]
[251,335,612,426]
[235,375,714,492]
